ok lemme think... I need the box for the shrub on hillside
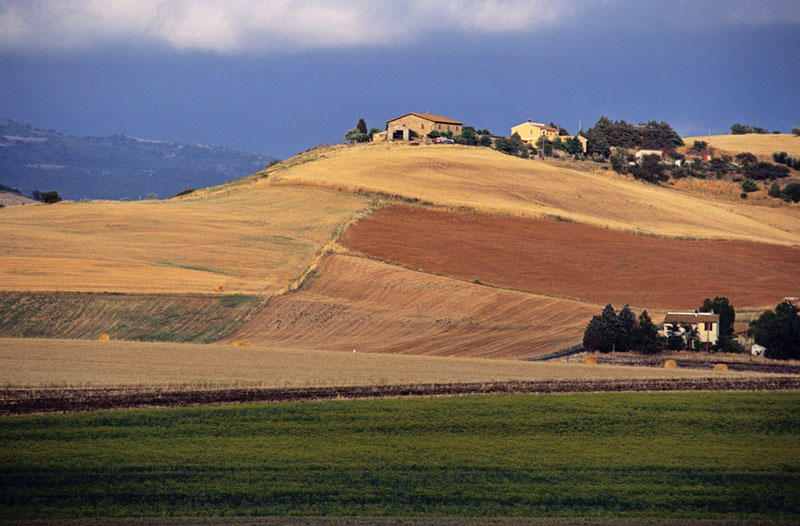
[783,182,800,203]
[793,126,800,136]
[741,179,758,193]
[745,162,790,180]
[731,123,769,134]
[32,189,61,204]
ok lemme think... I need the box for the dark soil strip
[3,377,800,415]
[595,355,800,375]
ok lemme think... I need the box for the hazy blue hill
[0,119,273,200]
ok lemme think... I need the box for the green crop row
[1,392,799,520]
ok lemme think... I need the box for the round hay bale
[664,359,677,369]
[583,355,598,365]
[97,333,110,341]
[714,363,728,371]
[213,285,224,293]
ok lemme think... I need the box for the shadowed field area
[340,206,800,310]
[271,144,800,246]
[230,254,601,358]
[0,184,371,294]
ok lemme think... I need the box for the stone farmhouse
[377,112,463,142]
[659,312,719,347]
[510,120,588,153]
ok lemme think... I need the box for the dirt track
[3,377,799,415]
[340,206,800,310]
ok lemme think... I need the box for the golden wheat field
[0,337,751,388]
[230,254,608,359]
[0,185,371,294]
[683,133,800,158]
[271,143,800,246]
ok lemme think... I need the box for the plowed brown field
[340,206,800,310]
[230,254,599,358]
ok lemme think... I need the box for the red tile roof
[388,112,463,125]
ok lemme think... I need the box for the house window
[421,124,424,129]
[704,322,714,331]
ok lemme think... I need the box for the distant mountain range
[0,119,273,200]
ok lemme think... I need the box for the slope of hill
[0,119,273,200]
[683,133,800,158]
[270,143,800,246]
[341,206,800,310]
[0,184,372,294]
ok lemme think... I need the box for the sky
[1,0,799,159]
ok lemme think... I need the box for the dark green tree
[751,301,800,360]
[356,118,368,134]
[617,304,638,352]
[783,182,800,203]
[768,182,783,198]
[631,310,660,354]
[455,126,478,146]
[33,189,62,203]
[735,152,757,169]
[699,297,736,352]
[744,162,790,180]
[631,154,665,183]
[741,179,758,193]
[583,315,614,353]
[478,134,492,147]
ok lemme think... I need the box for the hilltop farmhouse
[510,120,588,153]
[379,112,463,142]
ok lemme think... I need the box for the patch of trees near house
[751,301,800,360]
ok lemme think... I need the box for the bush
[691,140,707,152]
[793,126,800,136]
[783,182,800,203]
[768,182,783,198]
[741,179,758,193]
[740,192,748,199]
[745,162,790,180]
[773,151,788,164]
[32,189,62,204]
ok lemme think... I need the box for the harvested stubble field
[0,184,370,294]
[2,392,799,520]
[0,292,259,342]
[340,206,800,310]
[683,133,800,158]
[2,337,746,389]
[271,143,800,246]
[229,254,600,358]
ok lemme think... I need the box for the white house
[659,312,719,347]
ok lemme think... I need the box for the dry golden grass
[684,133,800,158]
[0,337,758,388]
[271,143,800,246]
[0,185,371,294]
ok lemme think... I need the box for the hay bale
[714,363,728,371]
[232,339,251,347]
[583,355,598,365]
[97,333,110,341]
[664,359,677,369]
[213,285,224,293]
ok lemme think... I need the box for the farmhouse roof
[515,121,558,132]
[663,312,719,325]
[388,112,463,125]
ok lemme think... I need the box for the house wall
[696,321,719,344]
[387,115,462,139]
[510,123,558,143]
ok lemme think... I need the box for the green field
[1,392,799,521]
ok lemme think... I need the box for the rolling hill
[683,133,800,158]
[0,119,273,200]
[2,141,798,356]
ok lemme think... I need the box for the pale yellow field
[0,337,750,388]
[271,143,800,246]
[684,133,800,158]
[0,185,371,294]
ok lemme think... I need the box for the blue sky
[1,0,799,159]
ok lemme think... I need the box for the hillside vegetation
[271,143,800,246]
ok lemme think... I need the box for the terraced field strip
[0,185,371,294]
[2,337,742,389]
[2,392,799,519]
[684,133,800,158]
[0,293,260,343]
[229,254,601,358]
[271,143,800,245]
[340,206,800,310]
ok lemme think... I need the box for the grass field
[0,185,371,294]
[270,143,800,246]
[1,337,750,388]
[683,133,800,158]
[341,206,800,310]
[1,392,798,520]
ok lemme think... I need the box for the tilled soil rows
[3,377,799,415]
